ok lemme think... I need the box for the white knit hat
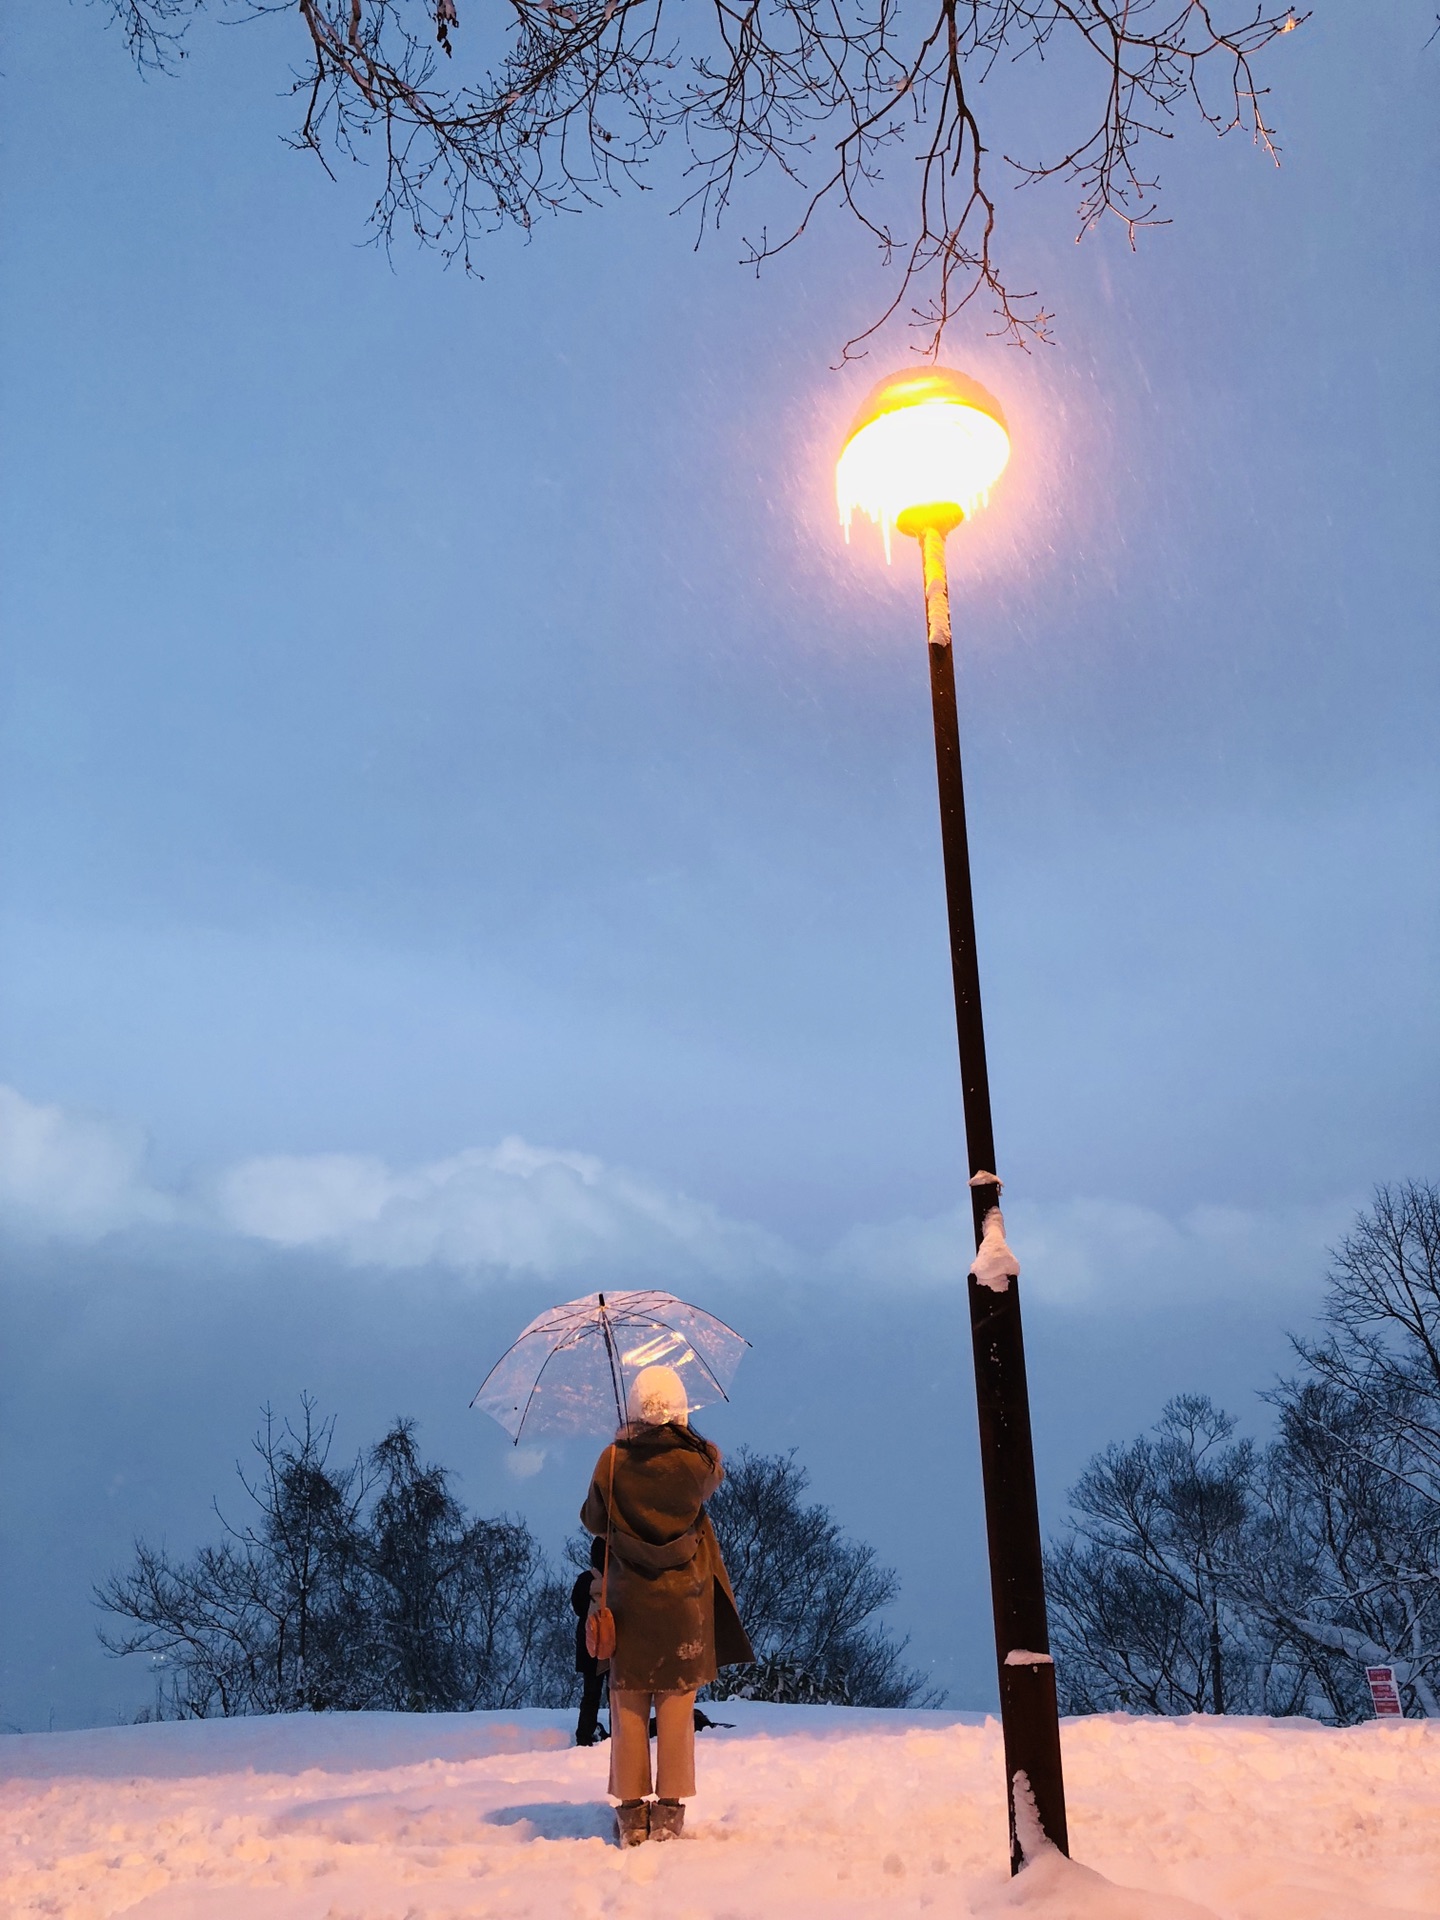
[626,1364,689,1426]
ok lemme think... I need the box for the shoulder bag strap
[599,1443,618,1612]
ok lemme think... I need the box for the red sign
[1365,1666,1404,1718]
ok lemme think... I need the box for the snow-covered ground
[2,1704,1437,1919]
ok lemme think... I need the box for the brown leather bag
[585,1444,618,1663]
[585,1600,617,1662]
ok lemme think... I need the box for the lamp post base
[999,1659,1069,1872]
[968,1263,1069,1871]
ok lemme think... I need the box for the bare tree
[1289,1181,1440,1509]
[1248,1183,1440,1719]
[103,0,1305,353]
[703,1445,939,1705]
[363,1419,573,1709]
[98,1395,372,1715]
[1243,1383,1440,1720]
[98,1400,574,1715]
[1046,1395,1309,1716]
[1048,1188,1440,1725]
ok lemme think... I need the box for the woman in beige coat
[581,1364,752,1846]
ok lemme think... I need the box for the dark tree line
[101,0,1306,353]
[1047,1181,1440,1722]
[99,1406,932,1715]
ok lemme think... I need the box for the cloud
[210,1135,791,1282]
[827,1193,1353,1308]
[0,1084,790,1280]
[0,1085,173,1238]
[0,1082,1351,1310]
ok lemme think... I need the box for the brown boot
[648,1798,685,1843]
[614,1800,649,1848]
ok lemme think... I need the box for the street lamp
[837,367,1068,1876]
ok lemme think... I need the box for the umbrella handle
[596,1293,626,1432]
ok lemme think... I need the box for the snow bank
[2,1705,1436,1919]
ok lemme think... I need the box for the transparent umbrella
[472,1289,749,1443]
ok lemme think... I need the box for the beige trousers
[607,1689,697,1800]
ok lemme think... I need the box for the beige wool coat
[581,1424,753,1694]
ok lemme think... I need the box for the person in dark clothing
[571,1533,610,1746]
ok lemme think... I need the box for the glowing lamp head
[836,367,1010,557]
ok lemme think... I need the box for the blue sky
[0,4,1436,1730]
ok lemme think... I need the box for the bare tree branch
[100,0,1307,353]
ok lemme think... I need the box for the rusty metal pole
[918,522,1068,1875]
